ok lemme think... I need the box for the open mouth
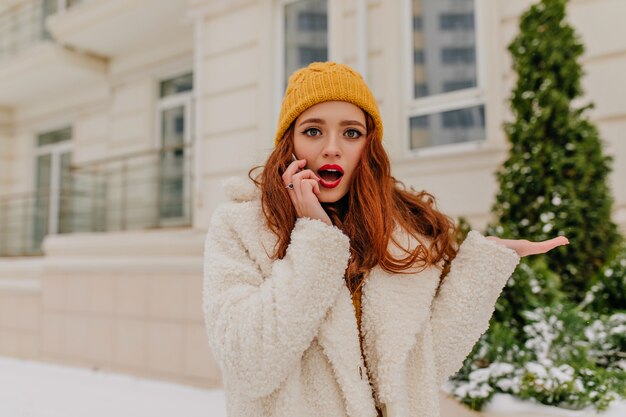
[317,165,344,188]
[318,170,343,182]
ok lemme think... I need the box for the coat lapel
[359,229,443,413]
[316,232,443,417]
[316,284,379,417]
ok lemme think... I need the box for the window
[443,79,475,92]
[160,73,193,98]
[414,83,429,98]
[441,47,475,64]
[440,13,474,30]
[298,11,327,31]
[299,46,327,66]
[40,0,58,40]
[408,0,484,150]
[157,72,193,223]
[413,15,423,31]
[282,0,328,90]
[413,49,425,64]
[37,126,72,147]
[441,105,484,128]
[34,126,73,249]
[410,105,484,148]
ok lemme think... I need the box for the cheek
[293,136,313,156]
[349,144,367,167]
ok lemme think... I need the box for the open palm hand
[485,235,569,257]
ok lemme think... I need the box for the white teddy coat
[202,177,521,417]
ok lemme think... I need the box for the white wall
[192,0,274,229]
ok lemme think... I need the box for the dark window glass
[298,11,327,31]
[412,0,477,97]
[442,47,475,64]
[409,105,485,149]
[284,0,328,91]
[37,127,72,147]
[414,84,429,98]
[440,106,484,129]
[443,79,475,92]
[414,49,425,64]
[440,13,474,30]
[160,73,193,98]
[299,46,327,66]
[413,15,423,31]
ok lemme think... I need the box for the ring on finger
[286,183,294,190]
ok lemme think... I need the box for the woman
[203,62,568,417]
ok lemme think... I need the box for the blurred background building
[0,0,624,402]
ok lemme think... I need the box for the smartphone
[291,153,303,173]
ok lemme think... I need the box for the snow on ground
[3,355,625,417]
[483,393,626,417]
[440,381,626,417]
[0,356,227,417]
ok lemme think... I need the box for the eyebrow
[297,118,366,129]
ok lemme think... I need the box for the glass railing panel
[0,190,47,256]
[68,143,193,234]
[0,0,89,61]
[0,144,192,257]
[0,0,49,61]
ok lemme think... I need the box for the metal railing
[70,143,194,233]
[0,143,193,257]
[0,188,53,256]
[0,0,87,61]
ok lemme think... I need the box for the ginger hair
[248,114,459,293]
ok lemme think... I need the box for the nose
[322,132,341,158]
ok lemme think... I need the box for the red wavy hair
[248,113,459,294]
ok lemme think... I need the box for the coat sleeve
[202,204,351,398]
[429,230,521,386]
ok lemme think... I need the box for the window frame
[402,0,488,155]
[154,70,194,227]
[33,125,73,236]
[274,0,333,125]
[152,67,194,149]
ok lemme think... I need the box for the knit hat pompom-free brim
[274,61,383,146]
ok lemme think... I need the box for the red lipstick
[317,164,344,189]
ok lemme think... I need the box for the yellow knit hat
[274,61,383,146]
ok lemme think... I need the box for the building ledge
[41,228,205,258]
[46,0,191,58]
[0,257,42,293]
[0,42,106,106]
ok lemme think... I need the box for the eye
[345,129,363,139]
[302,127,321,137]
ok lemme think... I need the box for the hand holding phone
[283,154,332,226]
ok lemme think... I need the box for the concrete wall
[0,260,41,359]
[39,228,218,388]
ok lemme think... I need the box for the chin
[319,189,346,204]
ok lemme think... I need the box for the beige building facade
[0,0,624,408]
